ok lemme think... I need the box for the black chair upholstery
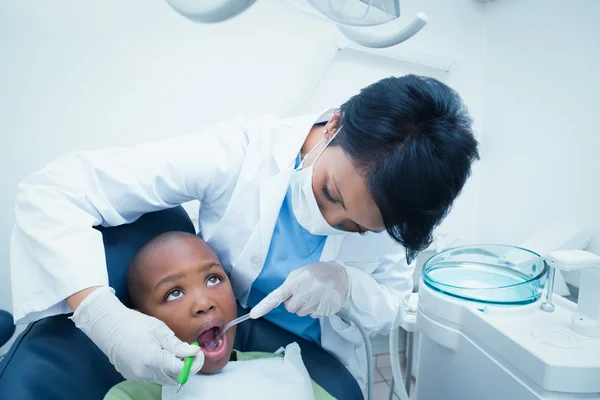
[0,206,362,399]
[0,310,15,349]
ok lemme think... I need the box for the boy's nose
[192,294,216,315]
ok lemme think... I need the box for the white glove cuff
[333,260,352,308]
[70,286,117,326]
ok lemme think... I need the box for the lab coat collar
[272,108,338,172]
[315,108,338,124]
[258,108,340,260]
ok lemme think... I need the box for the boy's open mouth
[197,324,227,360]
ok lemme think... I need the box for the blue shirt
[247,155,325,345]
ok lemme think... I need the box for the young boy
[104,231,333,399]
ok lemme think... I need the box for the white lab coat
[10,109,414,390]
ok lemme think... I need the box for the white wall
[0,0,339,314]
[0,0,487,318]
[478,0,600,261]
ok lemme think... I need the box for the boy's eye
[166,289,183,302]
[207,275,221,287]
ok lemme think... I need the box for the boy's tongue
[198,328,217,349]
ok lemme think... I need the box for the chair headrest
[95,206,196,307]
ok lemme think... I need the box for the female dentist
[10,75,479,390]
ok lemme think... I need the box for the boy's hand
[250,261,350,319]
[70,287,204,384]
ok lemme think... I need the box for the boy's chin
[199,349,232,374]
[197,328,235,374]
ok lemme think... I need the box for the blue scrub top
[247,155,325,345]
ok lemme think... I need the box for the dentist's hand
[70,287,204,384]
[250,262,350,319]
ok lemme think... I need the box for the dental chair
[0,310,15,350]
[0,206,362,399]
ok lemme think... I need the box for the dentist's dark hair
[334,75,479,264]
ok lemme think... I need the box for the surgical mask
[290,126,344,236]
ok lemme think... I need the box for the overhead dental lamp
[165,0,428,48]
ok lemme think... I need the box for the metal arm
[336,12,428,48]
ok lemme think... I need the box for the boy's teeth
[199,328,224,351]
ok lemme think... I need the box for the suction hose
[389,328,410,400]
[336,310,413,400]
[336,309,373,400]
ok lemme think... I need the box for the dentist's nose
[321,206,343,227]
[322,208,352,231]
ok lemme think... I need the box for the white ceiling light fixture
[165,0,427,48]
[165,0,258,24]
